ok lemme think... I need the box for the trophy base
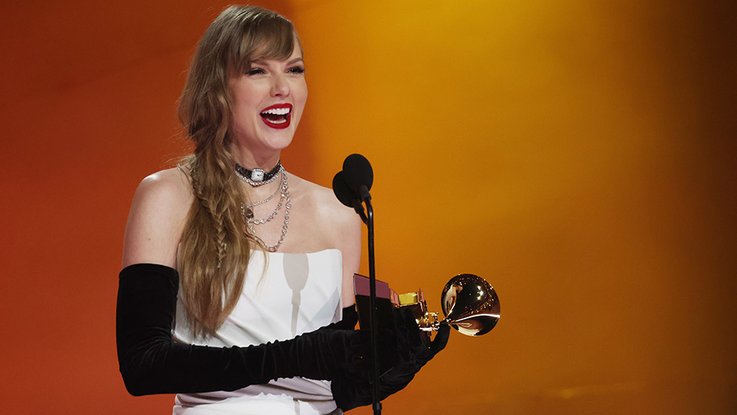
[353,274,440,334]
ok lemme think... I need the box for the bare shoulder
[290,174,359,233]
[122,167,193,268]
[136,167,193,206]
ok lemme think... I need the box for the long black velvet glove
[330,307,451,411]
[116,263,368,396]
[326,305,359,331]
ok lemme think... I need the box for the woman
[116,5,448,414]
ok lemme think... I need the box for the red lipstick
[260,103,292,129]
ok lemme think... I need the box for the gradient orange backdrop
[1,1,735,414]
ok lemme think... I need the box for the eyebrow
[251,57,304,66]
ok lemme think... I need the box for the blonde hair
[177,5,297,337]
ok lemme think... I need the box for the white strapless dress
[172,249,344,415]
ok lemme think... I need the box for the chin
[263,127,298,146]
[259,136,294,153]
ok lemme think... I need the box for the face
[228,45,308,164]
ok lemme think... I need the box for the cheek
[230,81,264,111]
[295,87,308,122]
[296,82,308,107]
[229,101,259,135]
[233,93,258,112]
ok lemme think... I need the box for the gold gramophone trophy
[354,273,500,337]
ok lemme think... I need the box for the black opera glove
[326,304,359,331]
[116,263,367,396]
[330,307,451,411]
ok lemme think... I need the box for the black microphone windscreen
[332,171,358,208]
[342,153,373,192]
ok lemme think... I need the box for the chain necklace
[243,170,287,222]
[243,179,286,225]
[242,171,291,252]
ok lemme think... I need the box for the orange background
[1,1,735,414]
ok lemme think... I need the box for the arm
[116,263,364,396]
[117,171,366,395]
[122,169,190,268]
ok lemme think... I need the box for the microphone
[332,171,358,208]
[342,153,373,202]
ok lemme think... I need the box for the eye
[288,66,305,75]
[245,67,266,76]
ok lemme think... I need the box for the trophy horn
[398,273,500,336]
[441,274,500,336]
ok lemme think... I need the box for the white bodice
[172,249,344,415]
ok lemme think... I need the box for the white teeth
[261,107,290,115]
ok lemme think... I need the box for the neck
[230,143,281,170]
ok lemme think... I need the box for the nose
[271,74,290,97]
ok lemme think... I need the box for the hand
[331,307,451,411]
[379,308,450,388]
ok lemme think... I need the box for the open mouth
[260,104,292,129]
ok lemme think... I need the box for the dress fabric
[172,249,344,415]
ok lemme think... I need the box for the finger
[395,307,417,330]
[430,323,450,356]
[393,308,424,351]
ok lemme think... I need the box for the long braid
[180,146,253,335]
[201,156,230,270]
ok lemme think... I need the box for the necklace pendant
[244,207,254,220]
[250,169,265,182]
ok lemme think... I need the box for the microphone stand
[354,185,381,415]
[365,196,381,415]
